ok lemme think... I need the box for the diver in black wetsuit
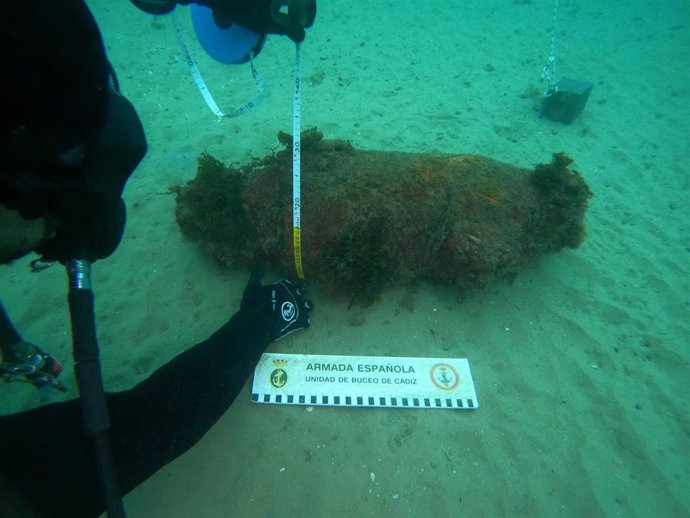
[0,1,316,517]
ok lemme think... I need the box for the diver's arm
[0,315,268,518]
[106,311,272,491]
[0,272,311,518]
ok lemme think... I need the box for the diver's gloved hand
[187,0,317,43]
[131,0,316,42]
[37,195,126,263]
[237,268,312,344]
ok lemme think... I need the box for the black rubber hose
[68,283,126,518]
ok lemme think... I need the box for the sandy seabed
[2,1,688,517]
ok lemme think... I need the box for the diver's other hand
[36,196,126,263]
[267,0,316,43]
[131,1,316,42]
[239,268,312,344]
[207,0,316,43]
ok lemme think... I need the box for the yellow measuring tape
[292,43,305,279]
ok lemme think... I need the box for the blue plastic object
[190,5,266,64]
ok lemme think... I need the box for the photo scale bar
[251,392,476,409]
[251,353,479,411]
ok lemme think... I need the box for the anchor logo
[430,363,459,390]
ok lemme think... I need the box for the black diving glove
[237,268,312,344]
[37,195,127,263]
[131,0,316,43]
[204,0,316,43]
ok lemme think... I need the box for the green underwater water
[1,1,688,517]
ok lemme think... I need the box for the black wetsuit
[0,313,269,517]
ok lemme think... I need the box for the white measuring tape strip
[171,10,265,118]
[292,43,305,279]
[541,0,560,89]
[252,353,479,410]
